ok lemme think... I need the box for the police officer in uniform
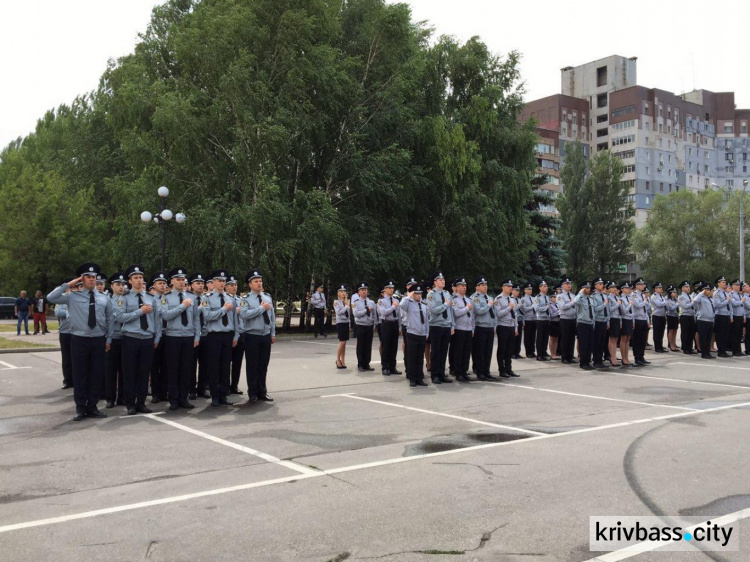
[693,283,716,359]
[712,276,732,358]
[494,278,518,378]
[105,272,127,408]
[589,277,609,369]
[619,282,635,366]
[511,284,524,359]
[48,264,114,421]
[649,282,668,353]
[470,276,496,381]
[226,274,245,395]
[200,270,238,406]
[311,283,327,338]
[557,278,577,365]
[450,277,473,382]
[238,269,276,403]
[149,271,170,403]
[401,277,418,376]
[399,283,429,387]
[575,281,595,371]
[377,279,401,376]
[426,271,454,384]
[533,280,551,361]
[521,282,536,357]
[632,278,651,366]
[55,279,74,390]
[743,282,750,356]
[117,265,162,415]
[678,280,696,354]
[353,282,376,372]
[729,279,745,356]
[158,266,200,411]
[188,272,210,399]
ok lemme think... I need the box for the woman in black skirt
[607,281,622,367]
[618,282,635,366]
[666,286,680,352]
[333,285,350,369]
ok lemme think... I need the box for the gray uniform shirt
[574,291,595,325]
[333,299,350,324]
[426,289,454,328]
[608,294,621,319]
[592,291,609,322]
[694,293,715,322]
[353,297,376,326]
[533,293,551,321]
[399,297,429,337]
[452,294,473,331]
[311,291,326,310]
[632,291,649,321]
[377,295,400,323]
[238,291,276,337]
[713,289,731,316]
[55,303,70,334]
[666,298,679,317]
[558,290,577,320]
[730,290,744,317]
[493,293,517,328]
[521,294,535,322]
[48,284,113,342]
[157,290,200,341]
[116,290,162,343]
[201,291,239,340]
[471,292,496,329]
[678,292,695,316]
[650,293,667,317]
[620,294,634,321]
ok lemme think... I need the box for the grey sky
[2,0,749,149]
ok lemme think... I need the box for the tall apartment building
[523,55,750,228]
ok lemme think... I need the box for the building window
[623,164,635,174]
[646,196,651,204]
[646,166,650,174]
[660,183,664,192]
[705,164,709,173]
[689,175,693,185]
[728,180,734,187]
[597,93,608,108]
[742,124,747,134]
[726,124,734,134]
[597,66,607,87]
[646,181,650,191]
[689,147,692,156]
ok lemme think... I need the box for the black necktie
[587,297,593,320]
[344,301,349,319]
[440,292,447,319]
[418,301,424,324]
[197,296,205,328]
[137,294,149,330]
[488,295,495,319]
[462,297,470,318]
[219,293,228,326]
[179,292,188,326]
[391,297,397,318]
[365,300,370,317]
[88,291,96,328]
[509,296,515,319]
[259,294,270,325]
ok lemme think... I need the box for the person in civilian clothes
[511,284,524,359]
[158,266,201,410]
[649,282,668,353]
[521,282,536,357]
[399,284,430,387]
[665,286,680,352]
[575,281,595,370]
[678,280,696,355]
[353,282,376,372]
[605,281,621,367]
[712,276,732,358]
[548,291,561,360]
[619,282,635,366]
[47,264,114,421]
[377,280,401,376]
[237,269,276,403]
[494,278,518,378]
[694,284,716,359]
[311,283,327,338]
[55,279,74,389]
[188,272,210,399]
[450,277,473,382]
[471,276,496,381]
[226,274,245,396]
[334,285,350,369]
[104,272,127,408]
[728,279,745,356]
[533,280,551,361]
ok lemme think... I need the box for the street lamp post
[712,180,749,281]
[140,186,186,272]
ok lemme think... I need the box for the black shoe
[580,364,594,371]
[634,360,646,366]
[640,359,651,364]
[382,369,391,376]
[135,405,153,414]
[508,371,520,377]
[211,398,221,407]
[61,383,73,389]
[229,388,241,395]
[593,363,608,369]
[441,376,453,383]
[366,366,375,371]
[259,395,274,402]
[198,390,211,399]
[484,373,498,381]
[358,367,367,372]
[151,396,162,404]
[432,377,442,384]
[512,354,523,359]
[416,380,428,387]
[105,401,114,409]
[701,354,716,359]
[218,397,234,406]
[127,408,137,415]
[188,393,197,399]
[87,409,107,419]
[73,412,87,421]
[718,353,731,358]
[475,374,487,381]
[455,375,467,382]
[561,359,570,364]
[463,375,474,381]
[410,382,417,387]
[391,369,402,375]
[179,401,195,409]
[499,372,511,378]
[169,403,180,411]
[526,353,536,358]
[248,395,258,404]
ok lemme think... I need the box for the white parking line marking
[0,359,30,370]
[607,370,750,390]
[288,340,339,346]
[671,361,750,371]
[583,508,750,561]
[144,414,319,476]
[490,382,699,411]
[324,394,546,435]
[117,412,166,420]
[3,399,750,534]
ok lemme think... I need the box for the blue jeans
[16,311,29,334]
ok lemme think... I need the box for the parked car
[0,297,17,319]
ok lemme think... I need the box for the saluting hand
[68,277,82,289]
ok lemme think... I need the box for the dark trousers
[428,325,451,378]
[380,321,399,371]
[165,336,195,405]
[355,324,374,368]
[523,320,537,355]
[680,315,696,353]
[450,329,472,376]
[745,320,750,354]
[150,339,168,399]
[633,320,649,361]
[313,308,326,336]
[230,335,245,390]
[59,332,73,385]
[536,320,550,358]
[593,321,608,364]
[652,315,666,351]
[730,316,744,354]
[496,325,515,374]
[203,332,233,398]
[243,333,272,398]
[105,338,124,403]
[406,333,426,383]
[122,336,154,408]
[70,335,106,413]
[577,322,594,367]
[714,315,731,354]
[472,326,494,377]
[514,324,523,356]
[559,319,576,362]
[697,320,714,358]
[196,341,209,391]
